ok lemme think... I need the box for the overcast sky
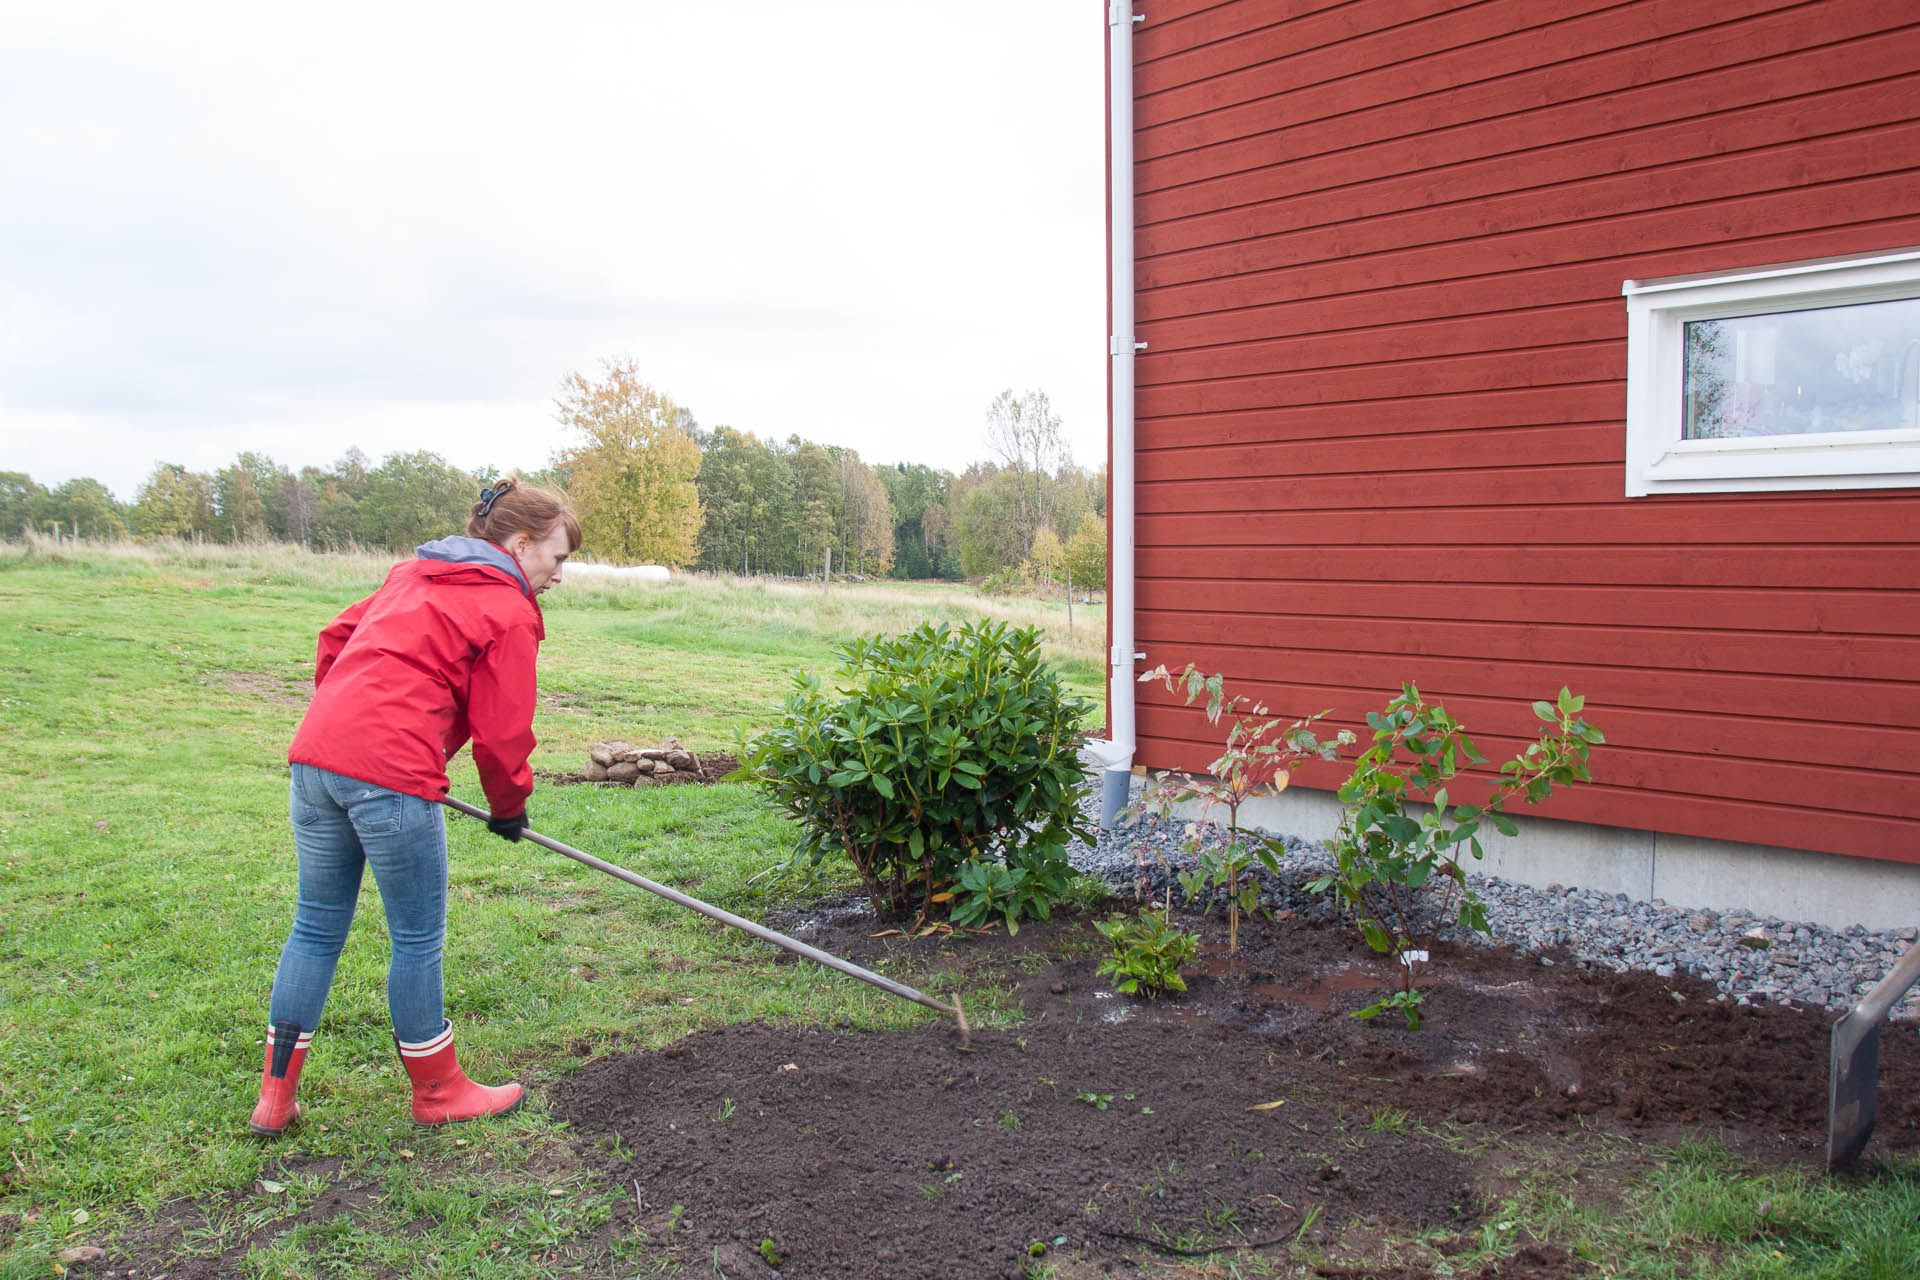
[2,2,1108,502]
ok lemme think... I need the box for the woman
[248,477,580,1136]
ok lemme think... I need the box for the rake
[441,795,970,1045]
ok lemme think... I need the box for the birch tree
[984,388,1068,552]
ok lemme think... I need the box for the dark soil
[92,906,1920,1280]
[543,910,1920,1279]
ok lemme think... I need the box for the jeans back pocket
[347,788,404,837]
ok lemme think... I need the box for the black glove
[487,811,530,842]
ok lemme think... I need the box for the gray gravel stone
[1068,770,1916,1016]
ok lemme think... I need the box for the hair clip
[477,486,504,517]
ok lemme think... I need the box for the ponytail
[466,477,582,552]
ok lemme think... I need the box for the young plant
[731,620,1093,926]
[1094,905,1201,997]
[1124,664,1351,952]
[945,853,1074,936]
[1308,684,1604,1028]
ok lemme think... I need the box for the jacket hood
[415,536,530,596]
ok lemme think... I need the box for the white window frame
[1622,247,1920,496]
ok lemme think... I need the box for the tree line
[5,362,1108,589]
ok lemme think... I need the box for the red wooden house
[1099,0,1920,927]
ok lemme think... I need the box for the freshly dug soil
[542,909,1920,1278]
[92,907,1920,1280]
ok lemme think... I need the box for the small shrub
[979,565,1027,597]
[1125,664,1350,952]
[732,619,1093,927]
[1309,684,1603,1028]
[1095,907,1201,997]
[1061,872,1116,913]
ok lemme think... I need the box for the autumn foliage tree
[131,464,217,540]
[1028,525,1065,585]
[1064,511,1107,591]
[834,450,894,577]
[555,360,703,566]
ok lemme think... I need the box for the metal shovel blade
[1828,1012,1881,1170]
[1828,942,1920,1170]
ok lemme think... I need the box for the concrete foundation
[1226,788,1920,933]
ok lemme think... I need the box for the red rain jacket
[288,554,545,818]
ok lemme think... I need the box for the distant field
[536,558,1106,756]
[0,537,1104,1276]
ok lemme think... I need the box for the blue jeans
[267,764,448,1043]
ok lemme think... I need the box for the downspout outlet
[1100,767,1132,831]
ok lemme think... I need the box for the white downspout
[1092,0,1143,829]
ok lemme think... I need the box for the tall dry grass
[4,530,396,588]
[2,533,1106,670]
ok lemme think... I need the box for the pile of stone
[585,738,703,786]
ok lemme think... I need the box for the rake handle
[439,795,965,1026]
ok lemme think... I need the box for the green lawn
[0,540,1096,1278]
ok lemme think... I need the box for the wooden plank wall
[1126,0,1920,861]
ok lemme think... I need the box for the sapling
[1094,901,1201,997]
[1124,663,1352,952]
[1308,684,1603,1028]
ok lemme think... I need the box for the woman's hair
[466,477,583,552]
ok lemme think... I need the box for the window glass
[1683,298,1920,440]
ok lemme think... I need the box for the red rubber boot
[248,1022,312,1137]
[396,1021,524,1125]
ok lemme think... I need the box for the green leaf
[1532,700,1556,723]
[870,774,895,799]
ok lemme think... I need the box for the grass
[2,537,1918,1278]
[0,537,1098,1277]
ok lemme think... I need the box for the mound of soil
[95,907,1920,1280]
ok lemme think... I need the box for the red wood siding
[1125,0,1920,862]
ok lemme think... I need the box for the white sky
[1,2,1109,502]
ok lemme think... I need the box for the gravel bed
[1066,774,1919,1018]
